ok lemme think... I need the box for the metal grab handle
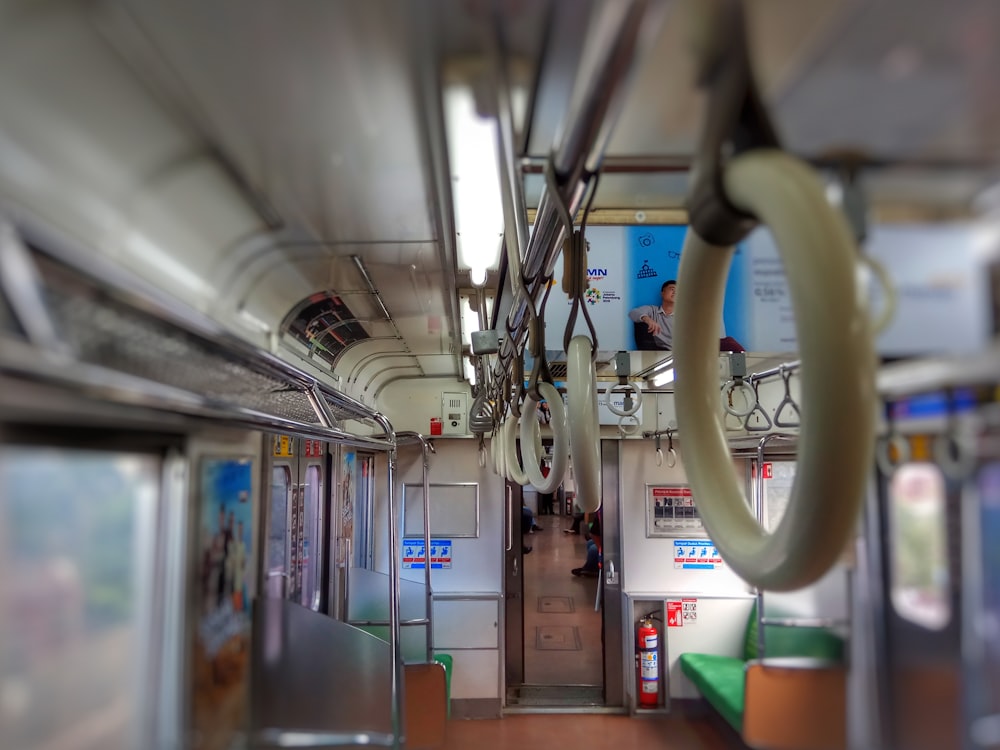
[674,151,875,591]
[773,365,801,428]
[721,379,755,418]
[505,485,513,552]
[743,377,773,432]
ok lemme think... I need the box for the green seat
[433,653,453,718]
[679,653,745,731]
[678,601,845,733]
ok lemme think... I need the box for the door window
[267,465,292,597]
[301,464,324,610]
[888,462,951,630]
[0,447,159,749]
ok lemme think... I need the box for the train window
[300,464,323,610]
[977,462,1000,711]
[888,463,951,630]
[353,455,375,569]
[403,483,480,538]
[267,465,292,596]
[0,447,159,750]
[760,460,796,531]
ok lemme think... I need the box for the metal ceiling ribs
[0,217,394,450]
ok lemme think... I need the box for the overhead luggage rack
[0,221,391,446]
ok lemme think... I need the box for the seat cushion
[766,626,845,661]
[679,653,746,731]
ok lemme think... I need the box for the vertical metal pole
[373,414,403,749]
[421,440,433,661]
[755,438,767,658]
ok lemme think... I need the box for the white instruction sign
[673,539,724,570]
[402,538,452,569]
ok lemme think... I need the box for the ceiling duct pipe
[492,0,657,380]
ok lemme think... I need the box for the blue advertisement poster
[541,221,991,355]
[192,457,254,750]
[543,225,749,352]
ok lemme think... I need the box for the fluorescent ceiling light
[461,297,480,347]
[444,84,504,287]
[651,367,674,387]
[640,355,674,388]
[237,307,272,334]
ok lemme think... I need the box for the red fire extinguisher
[636,616,659,707]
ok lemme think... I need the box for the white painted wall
[373,439,505,701]
[619,440,752,597]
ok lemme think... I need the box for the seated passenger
[571,510,602,577]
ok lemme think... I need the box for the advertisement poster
[645,485,706,537]
[192,457,254,750]
[338,450,356,566]
[543,225,749,352]
[540,222,990,356]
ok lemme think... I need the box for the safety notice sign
[402,538,452,569]
[673,539,724,569]
[667,601,683,627]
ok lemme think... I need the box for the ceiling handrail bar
[490,0,655,386]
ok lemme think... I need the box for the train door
[264,435,326,611]
[504,481,525,685]
[330,448,375,620]
[503,441,623,707]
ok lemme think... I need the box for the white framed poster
[645,484,707,538]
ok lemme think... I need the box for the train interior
[1,0,999,749]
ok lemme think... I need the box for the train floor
[456,511,745,749]
[440,710,746,749]
[522,510,603,686]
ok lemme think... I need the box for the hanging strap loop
[772,364,801,428]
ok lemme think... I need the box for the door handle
[505,485,512,552]
[605,559,619,585]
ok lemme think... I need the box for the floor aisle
[521,512,602,686]
[440,712,745,749]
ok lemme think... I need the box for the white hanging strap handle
[875,432,910,478]
[617,414,641,437]
[665,430,678,469]
[504,412,544,487]
[567,335,602,512]
[606,382,642,417]
[674,150,876,591]
[721,379,756,418]
[520,381,568,495]
[858,254,897,336]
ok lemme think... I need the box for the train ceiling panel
[527,0,998,210]
[1,0,996,411]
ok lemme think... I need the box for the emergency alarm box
[440,392,468,435]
